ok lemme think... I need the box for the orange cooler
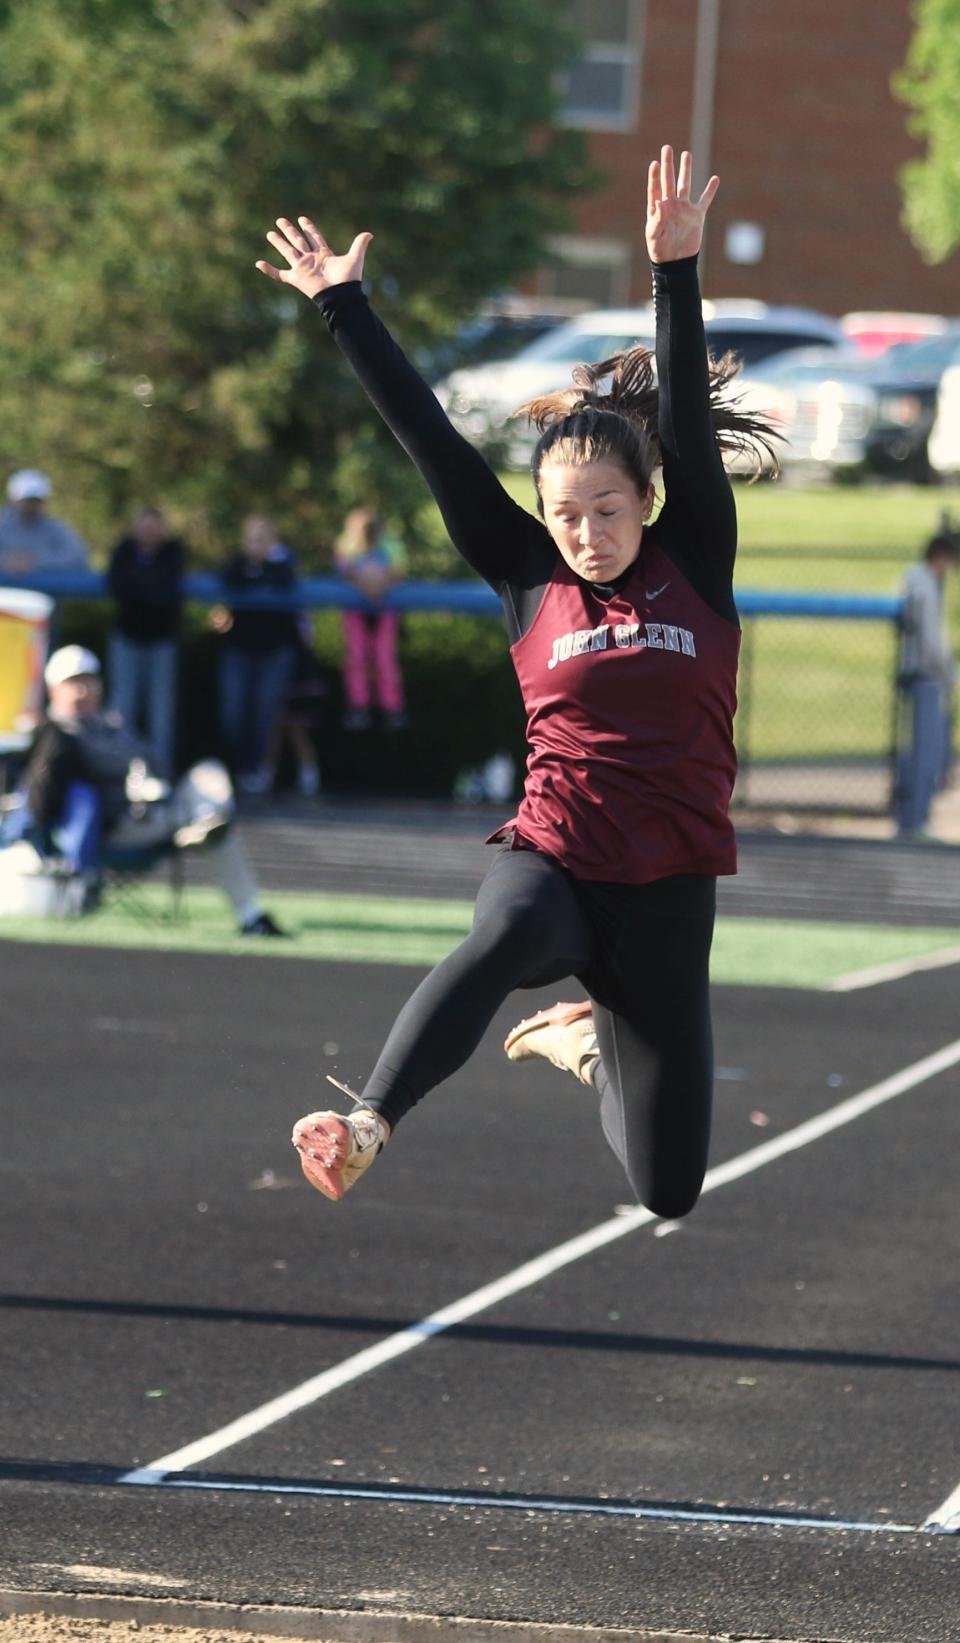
[0,589,53,749]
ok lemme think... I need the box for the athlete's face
[539,460,654,584]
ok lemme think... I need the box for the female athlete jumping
[257,146,774,1215]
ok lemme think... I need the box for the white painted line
[121,1203,657,1482]
[924,1477,960,1533]
[826,942,960,993]
[121,1034,960,1486]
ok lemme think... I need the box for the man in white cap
[23,644,286,935]
[0,470,89,579]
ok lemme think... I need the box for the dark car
[862,324,960,481]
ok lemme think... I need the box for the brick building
[538,0,959,318]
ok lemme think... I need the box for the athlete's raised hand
[645,145,718,264]
[255,217,373,300]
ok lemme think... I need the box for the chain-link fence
[733,593,903,814]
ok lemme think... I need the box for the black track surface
[2,819,960,1641]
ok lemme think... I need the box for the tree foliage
[895,0,960,265]
[0,0,589,564]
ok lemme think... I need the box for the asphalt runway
[1,924,959,1640]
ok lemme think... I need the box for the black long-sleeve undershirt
[316,256,737,639]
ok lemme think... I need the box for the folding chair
[0,781,185,924]
[100,837,186,925]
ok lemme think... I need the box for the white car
[928,347,960,480]
[435,301,847,465]
[435,307,656,457]
[732,348,879,476]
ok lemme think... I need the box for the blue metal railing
[735,590,901,620]
[0,569,906,622]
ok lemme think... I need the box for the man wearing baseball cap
[23,644,286,936]
[43,643,101,688]
[0,470,89,579]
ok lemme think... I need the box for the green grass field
[732,483,960,760]
[734,481,960,593]
[1,885,958,991]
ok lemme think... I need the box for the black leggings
[361,846,717,1219]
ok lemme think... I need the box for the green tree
[0,0,589,566]
[896,0,960,263]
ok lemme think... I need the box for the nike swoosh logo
[645,581,670,601]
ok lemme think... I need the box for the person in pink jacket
[335,507,408,732]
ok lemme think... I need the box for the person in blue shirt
[0,470,88,579]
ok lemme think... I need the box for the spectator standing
[107,507,184,776]
[897,521,960,838]
[335,507,407,731]
[214,514,298,795]
[0,471,89,580]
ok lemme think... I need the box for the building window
[558,0,642,132]
[541,237,632,308]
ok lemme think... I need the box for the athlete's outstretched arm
[645,148,737,611]
[256,218,551,593]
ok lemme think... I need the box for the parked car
[928,344,960,480]
[434,307,654,455]
[840,311,947,357]
[435,300,846,464]
[703,300,847,367]
[416,302,581,384]
[732,347,876,476]
[739,325,960,480]
[860,324,960,480]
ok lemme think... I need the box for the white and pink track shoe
[504,1000,600,1086]
[291,1076,389,1202]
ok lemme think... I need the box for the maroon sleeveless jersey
[489,539,740,883]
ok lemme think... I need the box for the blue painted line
[0,1457,942,1536]
[143,1473,920,1536]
